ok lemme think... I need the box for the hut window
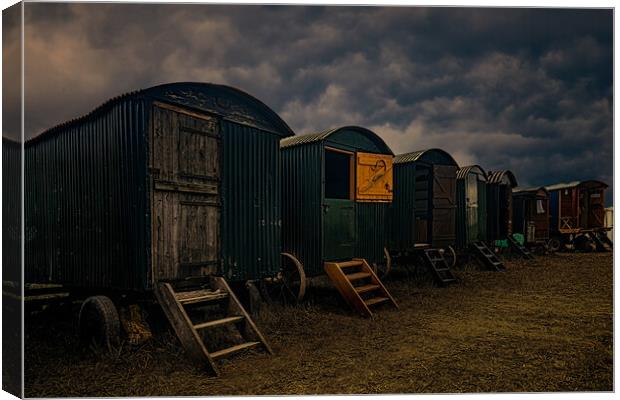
[536,199,545,214]
[324,148,353,199]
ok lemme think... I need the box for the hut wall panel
[220,121,283,281]
[281,142,323,277]
[389,162,417,251]
[3,139,22,283]
[356,202,389,265]
[455,178,467,249]
[24,99,150,290]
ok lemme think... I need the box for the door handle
[323,204,330,213]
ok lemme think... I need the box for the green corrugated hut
[486,170,518,245]
[22,82,294,291]
[280,126,394,297]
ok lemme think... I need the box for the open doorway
[323,148,355,260]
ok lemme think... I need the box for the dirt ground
[24,252,613,396]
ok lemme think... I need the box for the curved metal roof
[513,186,549,197]
[487,170,518,187]
[27,82,294,145]
[545,180,608,191]
[456,165,487,180]
[394,148,458,166]
[280,125,393,154]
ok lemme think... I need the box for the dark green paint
[22,83,293,291]
[323,198,356,260]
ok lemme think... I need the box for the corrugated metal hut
[512,186,550,245]
[545,180,608,236]
[456,165,488,249]
[280,126,394,278]
[390,149,459,251]
[486,170,518,243]
[24,82,294,291]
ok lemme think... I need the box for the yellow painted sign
[356,153,393,202]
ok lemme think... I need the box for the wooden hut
[545,180,611,251]
[512,186,550,247]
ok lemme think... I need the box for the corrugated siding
[220,121,282,281]
[478,180,487,241]
[3,139,22,283]
[281,142,323,277]
[389,162,417,251]
[356,202,389,264]
[24,98,150,290]
[455,178,467,249]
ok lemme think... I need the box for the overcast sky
[4,4,614,203]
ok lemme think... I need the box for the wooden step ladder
[470,241,506,271]
[507,235,535,260]
[324,258,398,318]
[154,276,272,376]
[590,232,613,252]
[419,248,458,286]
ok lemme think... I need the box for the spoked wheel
[547,237,561,253]
[260,252,307,304]
[373,247,392,278]
[441,245,457,268]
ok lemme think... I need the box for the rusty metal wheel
[260,253,307,304]
[373,247,392,278]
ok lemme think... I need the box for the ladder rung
[364,297,389,307]
[338,260,364,268]
[193,315,244,330]
[355,284,380,294]
[210,341,261,359]
[178,293,229,305]
[346,272,371,281]
[175,288,229,305]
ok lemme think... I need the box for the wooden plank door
[150,103,221,283]
[587,189,605,228]
[431,165,457,247]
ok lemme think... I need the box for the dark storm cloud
[19,4,613,203]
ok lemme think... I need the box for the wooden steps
[590,232,613,252]
[324,258,398,318]
[419,249,457,286]
[470,241,506,271]
[507,235,535,260]
[154,276,272,376]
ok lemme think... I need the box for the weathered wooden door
[587,189,605,228]
[431,165,457,247]
[323,148,356,260]
[465,174,479,243]
[150,103,220,283]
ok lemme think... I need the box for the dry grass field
[25,252,613,396]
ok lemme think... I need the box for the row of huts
[3,82,612,374]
